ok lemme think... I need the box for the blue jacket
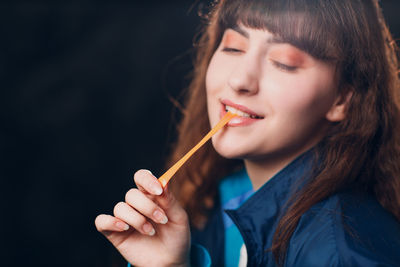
[191,151,400,266]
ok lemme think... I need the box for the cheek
[205,61,216,96]
[206,54,233,108]
[206,54,228,95]
[266,72,336,119]
[205,60,217,110]
[206,55,225,123]
[283,88,328,114]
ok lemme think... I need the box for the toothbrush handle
[158,112,237,187]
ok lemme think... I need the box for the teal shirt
[219,169,254,267]
[127,169,253,267]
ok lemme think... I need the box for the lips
[221,99,264,118]
[220,99,264,126]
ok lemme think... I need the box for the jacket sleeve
[285,194,400,267]
[127,243,211,267]
[190,243,212,267]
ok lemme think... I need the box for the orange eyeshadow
[222,30,248,50]
[269,46,308,66]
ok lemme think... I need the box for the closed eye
[272,61,298,72]
[222,47,243,53]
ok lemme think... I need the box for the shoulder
[285,191,400,267]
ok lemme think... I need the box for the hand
[95,169,190,267]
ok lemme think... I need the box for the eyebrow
[231,25,249,38]
[230,25,287,45]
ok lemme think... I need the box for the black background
[1,1,399,266]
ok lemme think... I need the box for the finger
[155,184,188,226]
[113,201,156,236]
[134,169,163,196]
[125,188,168,225]
[95,214,130,234]
[134,169,188,227]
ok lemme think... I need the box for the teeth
[226,105,250,117]
[225,105,258,118]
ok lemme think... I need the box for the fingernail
[153,210,168,224]
[116,221,129,231]
[142,222,155,236]
[151,182,163,195]
[144,170,153,176]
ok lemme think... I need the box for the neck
[244,157,291,191]
[244,146,316,191]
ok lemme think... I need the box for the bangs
[217,0,344,62]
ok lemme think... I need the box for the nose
[227,55,260,95]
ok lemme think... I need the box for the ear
[325,89,353,122]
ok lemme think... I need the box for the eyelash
[222,47,298,72]
[222,47,243,53]
[271,61,298,72]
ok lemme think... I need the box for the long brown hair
[167,0,400,264]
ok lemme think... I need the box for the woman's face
[206,25,341,163]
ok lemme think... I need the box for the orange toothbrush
[158,112,237,187]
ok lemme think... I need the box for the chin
[211,139,247,159]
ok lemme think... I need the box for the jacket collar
[225,149,316,266]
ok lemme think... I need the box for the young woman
[95,0,400,266]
